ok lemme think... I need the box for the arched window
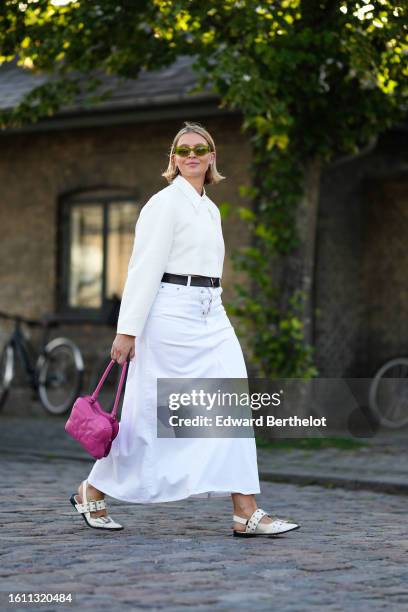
[57,188,140,321]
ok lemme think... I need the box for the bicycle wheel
[369,358,408,429]
[37,338,84,415]
[0,342,14,410]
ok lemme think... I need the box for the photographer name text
[168,415,327,428]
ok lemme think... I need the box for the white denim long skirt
[87,281,261,503]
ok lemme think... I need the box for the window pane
[107,202,138,299]
[69,205,103,308]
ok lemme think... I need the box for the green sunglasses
[174,144,212,157]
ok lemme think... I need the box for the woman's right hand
[111,334,136,365]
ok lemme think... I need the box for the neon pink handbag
[65,359,128,460]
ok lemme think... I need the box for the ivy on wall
[227,143,318,378]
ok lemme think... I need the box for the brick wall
[315,129,408,377]
[0,115,255,388]
[2,113,407,394]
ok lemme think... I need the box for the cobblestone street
[1,451,408,611]
[1,1,407,609]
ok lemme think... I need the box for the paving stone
[2,416,408,496]
[0,454,408,611]
[1,414,408,610]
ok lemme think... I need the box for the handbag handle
[91,358,128,418]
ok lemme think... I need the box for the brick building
[0,56,407,384]
[0,57,254,389]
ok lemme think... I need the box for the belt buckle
[210,277,214,288]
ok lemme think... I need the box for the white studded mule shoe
[70,479,124,530]
[233,508,300,537]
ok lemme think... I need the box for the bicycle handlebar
[0,310,73,328]
[0,310,109,327]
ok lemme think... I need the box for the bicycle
[0,310,84,415]
[369,357,408,429]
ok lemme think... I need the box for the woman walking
[70,121,300,537]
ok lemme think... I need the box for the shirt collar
[172,174,207,209]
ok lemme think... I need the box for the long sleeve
[116,194,175,337]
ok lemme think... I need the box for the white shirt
[116,174,225,337]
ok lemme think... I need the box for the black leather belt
[161,273,221,287]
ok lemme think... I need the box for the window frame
[57,188,140,322]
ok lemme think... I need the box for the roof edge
[0,95,240,135]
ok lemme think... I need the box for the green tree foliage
[1,1,406,377]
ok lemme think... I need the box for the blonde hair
[162,121,226,185]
